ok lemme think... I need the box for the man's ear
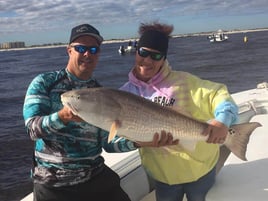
[66,45,72,55]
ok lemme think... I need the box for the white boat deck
[206,114,268,201]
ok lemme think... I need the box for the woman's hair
[138,21,174,37]
[137,21,174,55]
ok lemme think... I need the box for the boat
[21,82,268,201]
[118,40,137,55]
[207,30,228,43]
[244,35,248,43]
[118,45,136,55]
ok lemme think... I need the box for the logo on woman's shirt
[152,96,175,107]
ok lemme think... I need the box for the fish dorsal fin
[108,120,121,143]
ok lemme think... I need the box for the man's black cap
[69,24,103,44]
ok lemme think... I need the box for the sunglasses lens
[138,48,164,61]
[73,45,99,54]
[138,48,150,57]
[151,53,163,61]
[74,45,86,53]
[90,47,98,54]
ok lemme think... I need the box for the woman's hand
[202,120,229,144]
[135,130,179,148]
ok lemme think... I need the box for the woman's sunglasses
[71,45,99,54]
[137,47,164,61]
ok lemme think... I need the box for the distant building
[0,41,25,49]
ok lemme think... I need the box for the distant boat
[118,45,136,55]
[207,29,228,43]
[244,35,248,43]
[118,40,137,55]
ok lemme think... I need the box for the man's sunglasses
[71,45,99,54]
[137,47,164,61]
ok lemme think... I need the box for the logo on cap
[76,26,90,33]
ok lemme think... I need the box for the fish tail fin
[224,122,262,161]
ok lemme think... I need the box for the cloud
[0,0,268,44]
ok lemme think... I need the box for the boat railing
[238,99,268,123]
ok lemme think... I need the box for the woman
[120,21,238,201]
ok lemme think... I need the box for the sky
[1,0,268,46]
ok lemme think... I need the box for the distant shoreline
[1,27,268,52]
[103,27,268,43]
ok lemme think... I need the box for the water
[0,31,268,201]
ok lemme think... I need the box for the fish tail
[224,122,262,161]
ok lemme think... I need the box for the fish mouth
[65,102,79,115]
[61,95,79,115]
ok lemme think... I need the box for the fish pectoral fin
[179,140,197,152]
[108,120,121,143]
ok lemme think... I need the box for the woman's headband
[138,30,169,55]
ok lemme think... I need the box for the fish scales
[95,88,207,142]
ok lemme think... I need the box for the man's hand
[202,120,229,144]
[135,130,179,148]
[58,105,83,124]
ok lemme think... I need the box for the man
[23,23,176,201]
